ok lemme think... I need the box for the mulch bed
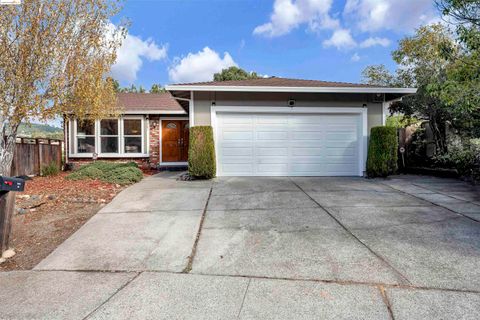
[0,172,141,271]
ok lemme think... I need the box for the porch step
[158,164,188,172]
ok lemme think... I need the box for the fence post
[36,138,42,174]
[0,192,15,254]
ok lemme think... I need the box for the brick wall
[148,116,160,166]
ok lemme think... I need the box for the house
[66,77,416,176]
[166,77,416,177]
[65,92,189,168]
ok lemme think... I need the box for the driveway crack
[381,181,480,224]
[290,178,412,286]
[236,278,251,319]
[182,187,213,273]
[378,285,395,320]
[82,271,142,320]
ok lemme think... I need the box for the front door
[162,120,189,163]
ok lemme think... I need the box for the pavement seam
[81,271,142,320]
[380,181,480,224]
[182,187,213,273]
[29,269,480,294]
[378,285,395,320]
[289,178,413,286]
[410,182,480,205]
[236,278,251,319]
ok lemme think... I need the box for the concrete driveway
[1,173,480,319]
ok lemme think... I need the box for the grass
[41,162,60,176]
[67,161,143,185]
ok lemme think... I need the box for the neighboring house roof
[166,77,417,95]
[117,92,186,114]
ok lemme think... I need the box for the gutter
[166,85,418,95]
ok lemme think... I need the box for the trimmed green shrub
[367,126,398,177]
[188,126,216,179]
[41,161,60,176]
[67,161,143,185]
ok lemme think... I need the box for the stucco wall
[192,91,383,134]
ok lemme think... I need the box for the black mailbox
[0,176,25,192]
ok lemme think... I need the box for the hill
[18,123,63,140]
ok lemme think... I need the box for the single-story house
[65,92,189,167]
[66,77,416,176]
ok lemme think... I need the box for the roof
[166,77,417,95]
[117,92,186,114]
[172,77,378,88]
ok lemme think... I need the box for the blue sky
[110,0,439,89]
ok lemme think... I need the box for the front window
[124,119,143,154]
[100,119,119,153]
[76,120,95,153]
[73,117,145,156]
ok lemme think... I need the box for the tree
[110,78,122,93]
[436,0,480,51]
[0,0,126,176]
[150,84,166,93]
[362,24,456,153]
[433,0,480,127]
[213,66,259,81]
[0,0,125,254]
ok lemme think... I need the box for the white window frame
[72,119,96,157]
[99,118,120,155]
[70,116,148,158]
[122,116,145,156]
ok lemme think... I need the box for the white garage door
[215,112,363,176]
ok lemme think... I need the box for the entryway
[161,119,189,163]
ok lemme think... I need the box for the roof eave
[166,85,417,95]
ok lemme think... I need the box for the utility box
[0,176,25,192]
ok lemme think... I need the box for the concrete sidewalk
[1,173,479,319]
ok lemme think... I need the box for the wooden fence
[11,138,63,176]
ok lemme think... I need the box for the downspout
[63,116,68,166]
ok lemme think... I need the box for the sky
[109,0,440,89]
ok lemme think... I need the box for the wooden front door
[162,120,189,162]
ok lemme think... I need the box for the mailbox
[0,176,25,192]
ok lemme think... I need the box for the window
[76,120,95,153]
[124,119,143,154]
[72,117,145,156]
[100,119,119,153]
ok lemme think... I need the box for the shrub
[367,126,398,177]
[66,161,143,185]
[188,126,216,179]
[41,161,60,176]
[435,137,480,181]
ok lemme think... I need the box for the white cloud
[253,0,338,37]
[359,37,391,48]
[344,0,438,33]
[351,53,361,62]
[323,29,357,50]
[110,26,168,83]
[168,47,237,83]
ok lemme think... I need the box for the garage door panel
[221,114,254,125]
[291,132,326,140]
[222,164,254,174]
[222,131,254,140]
[216,112,361,176]
[326,147,355,156]
[256,131,289,140]
[291,147,324,156]
[222,147,253,156]
[256,147,288,156]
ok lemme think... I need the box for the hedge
[67,161,143,185]
[367,126,398,177]
[188,126,216,179]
